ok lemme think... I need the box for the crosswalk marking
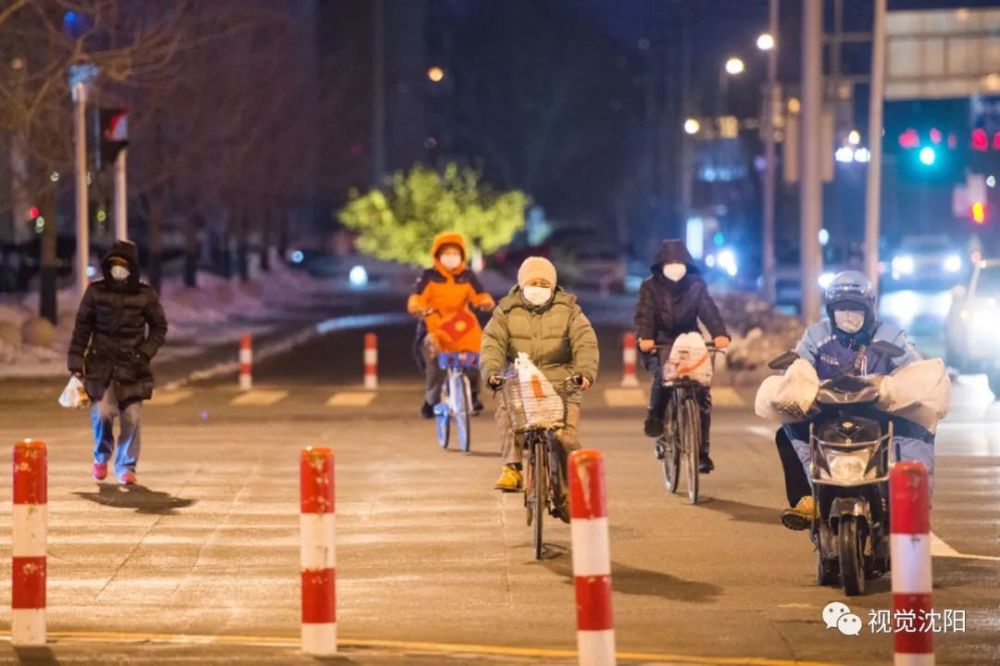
[603,388,647,407]
[327,391,376,407]
[931,531,1000,562]
[230,390,289,406]
[148,390,193,406]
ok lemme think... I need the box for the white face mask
[523,286,553,306]
[439,253,462,271]
[110,265,130,282]
[834,310,865,334]
[663,263,687,282]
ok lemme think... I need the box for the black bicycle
[653,344,723,505]
[495,373,582,560]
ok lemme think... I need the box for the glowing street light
[847,130,861,146]
[725,57,745,75]
[427,66,445,83]
[756,33,775,51]
[683,118,701,135]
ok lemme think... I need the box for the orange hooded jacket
[407,232,495,353]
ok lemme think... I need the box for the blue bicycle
[434,352,480,452]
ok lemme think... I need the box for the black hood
[650,239,699,275]
[101,240,141,291]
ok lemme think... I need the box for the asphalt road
[0,315,997,665]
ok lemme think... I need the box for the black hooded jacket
[634,240,728,355]
[67,240,168,402]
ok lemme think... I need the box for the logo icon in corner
[823,602,863,636]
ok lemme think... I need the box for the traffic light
[98,108,128,168]
[972,201,987,225]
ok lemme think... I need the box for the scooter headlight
[827,450,870,483]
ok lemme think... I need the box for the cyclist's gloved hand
[487,375,503,389]
[581,377,592,390]
[638,338,656,353]
[713,336,730,350]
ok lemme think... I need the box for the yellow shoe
[781,496,816,531]
[494,466,523,492]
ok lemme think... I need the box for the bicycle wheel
[454,373,472,453]
[524,434,535,527]
[435,378,451,450]
[659,431,680,494]
[534,435,547,560]
[680,395,702,505]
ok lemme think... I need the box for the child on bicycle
[635,239,729,473]
[408,232,495,418]
[481,256,599,496]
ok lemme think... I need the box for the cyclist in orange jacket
[408,232,495,418]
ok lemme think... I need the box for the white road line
[230,390,288,406]
[930,531,1000,562]
[603,388,647,407]
[148,390,193,406]
[327,392,376,407]
[745,425,776,440]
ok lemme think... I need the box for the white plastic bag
[666,333,713,386]
[58,375,90,409]
[754,359,820,423]
[514,352,564,426]
[877,358,951,434]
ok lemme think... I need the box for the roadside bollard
[569,450,616,666]
[300,447,336,656]
[363,333,378,390]
[890,462,934,666]
[12,439,47,646]
[239,334,253,391]
[621,332,639,387]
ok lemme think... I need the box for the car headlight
[970,308,1000,341]
[944,255,962,273]
[892,255,915,275]
[827,451,870,483]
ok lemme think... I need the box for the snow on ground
[0,262,355,380]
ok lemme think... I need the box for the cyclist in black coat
[68,240,167,485]
[634,239,729,472]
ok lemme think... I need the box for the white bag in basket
[514,352,564,425]
[665,333,713,385]
[58,375,90,409]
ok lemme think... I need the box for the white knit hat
[517,256,557,288]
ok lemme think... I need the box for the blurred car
[551,242,626,292]
[885,235,968,291]
[945,258,1000,393]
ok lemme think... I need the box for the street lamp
[427,66,445,83]
[725,57,746,75]
[683,118,701,135]
[756,33,775,51]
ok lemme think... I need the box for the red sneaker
[92,462,108,481]
[119,471,137,485]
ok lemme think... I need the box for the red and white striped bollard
[364,333,378,390]
[621,332,639,387]
[239,333,253,391]
[12,439,47,646]
[891,461,934,666]
[301,447,336,655]
[569,450,616,666]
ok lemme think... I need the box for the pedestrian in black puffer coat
[67,240,168,485]
[634,239,730,473]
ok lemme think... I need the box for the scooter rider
[776,270,934,530]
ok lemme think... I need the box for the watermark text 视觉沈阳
[823,602,967,636]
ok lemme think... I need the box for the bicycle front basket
[497,377,566,432]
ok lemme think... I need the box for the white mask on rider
[523,286,553,306]
[662,263,687,282]
[834,309,865,334]
[110,265,130,282]
[439,251,463,271]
